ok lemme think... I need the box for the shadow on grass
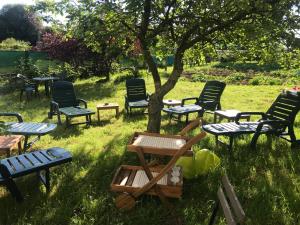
[74,81,116,102]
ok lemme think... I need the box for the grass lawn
[0,75,300,225]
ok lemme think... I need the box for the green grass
[0,75,300,225]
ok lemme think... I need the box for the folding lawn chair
[0,112,57,151]
[208,174,245,225]
[48,81,95,126]
[202,91,300,151]
[163,81,226,123]
[111,119,206,210]
[0,147,72,202]
[125,78,149,115]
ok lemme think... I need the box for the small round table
[97,103,120,122]
[163,99,181,107]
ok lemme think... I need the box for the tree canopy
[35,0,300,132]
[0,4,42,44]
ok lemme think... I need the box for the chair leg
[208,201,220,225]
[4,178,24,202]
[229,136,234,152]
[0,165,23,202]
[57,113,62,125]
[23,136,29,151]
[38,169,50,191]
[250,132,261,149]
[20,90,23,101]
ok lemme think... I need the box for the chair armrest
[50,101,59,109]
[0,112,23,122]
[181,97,199,106]
[77,98,87,108]
[256,119,290,133]
[235,112,266,124]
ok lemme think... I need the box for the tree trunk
[147,93,163,133]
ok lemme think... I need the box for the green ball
[176,156,196,179]
[194,149,220,176]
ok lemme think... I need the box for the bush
[224,72,247,84]
[17,52,40,78]
[0,38,31,51]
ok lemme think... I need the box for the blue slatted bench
[0,147,72,202]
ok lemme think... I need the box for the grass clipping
[176,149,221,179]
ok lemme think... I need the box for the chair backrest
[198,81,226,110]
[126,78,147,102]
[15,74,31,88]
[210,175,245,225]
[51,81,78,108]
[266,92,300,124]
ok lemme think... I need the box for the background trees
[0,4,42,44]
[34,0,300,132]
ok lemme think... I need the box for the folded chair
[208,174,245,225]
[0,112,57,151]
[0,147,72,202]
[111,120,206,210]
[48,81,95,126]
[163,80,226,123]
[125,78,149,115]
[203,91,300,151]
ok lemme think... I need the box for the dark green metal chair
[48,81,94,126]
[0,112,57,151]
[125,78,149,115]
[203,91,300,151]
[0,147,72,202]
[163,81,226,123]
[16,74,39,102]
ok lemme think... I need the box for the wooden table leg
[115,107,119,118]
[18,140,22,154]
[97,109,100,122]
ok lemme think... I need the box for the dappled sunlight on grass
[0,77,300,224]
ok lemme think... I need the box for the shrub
[224,72,247,84]
[0,38,31,51]
[17,51,40,78]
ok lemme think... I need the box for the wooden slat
[126,170,137,187]
[0,160,16,174]
[33,151,50,164]
[222,175,245,224]
[7,158,24,172]
[17,154,34,168]
[218,187,236,225]
[25,153,43,166]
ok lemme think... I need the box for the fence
[0,51,48,67]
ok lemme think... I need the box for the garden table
[96,103,119,122]
[5,122,57,151]
[33,77,59,96]
[163,99,181,107]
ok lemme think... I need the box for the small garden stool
[97,103,119,122]
[0,135,24,157]
[163,99,181,108]
[214,110,250,123]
